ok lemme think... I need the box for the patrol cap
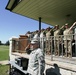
[47,27,50,29]
[55,25,59,27]
[31,41,36,44]
[31,40,38,44]
[65,23,68,26]
[41,28,45,31]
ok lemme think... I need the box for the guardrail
[10,34,76,63]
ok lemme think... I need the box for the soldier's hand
[73,22,76,25]
[60,26,64,29]
[62,26,64,28]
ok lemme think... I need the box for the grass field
[0,65,9,75]
[0,45,9,61]
[0,45,9,75]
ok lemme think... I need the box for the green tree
[5,40,9,45]
[0,41,2,45]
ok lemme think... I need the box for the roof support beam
[39,17,41,30]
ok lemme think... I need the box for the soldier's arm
[25,44,30,50]
[38,51,45,75]
[68,22,76,32]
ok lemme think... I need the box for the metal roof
[6,0,76,26]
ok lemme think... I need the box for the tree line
[0,40,9,45]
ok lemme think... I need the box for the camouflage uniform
[46,28,52,55]
[27,48,45,75]
[54,28,60,55]
[40,29,46,50]
[54,25,65,55]
[63,28,73,57]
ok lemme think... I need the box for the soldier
[46,27,53,55]
[26,40,45,75]
[30,32,34,39]
[26,31,31,38]
[54,25,64,55]
[26,31,32,42]
[54,25,60,55]
[40,29,46,50]
[63,22,76,57]
[33,30,39,41]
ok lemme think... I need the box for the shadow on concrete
[46,64,61,75]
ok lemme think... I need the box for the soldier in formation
[40,29,46,51]
[45,27,54,55]
[54,25,65,55]
[63,22,76,57]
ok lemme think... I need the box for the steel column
[39,17,41,30]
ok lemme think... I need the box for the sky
[0,0,52,43]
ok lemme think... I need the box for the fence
[10,34,76,64]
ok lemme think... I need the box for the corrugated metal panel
[6,0,76,26]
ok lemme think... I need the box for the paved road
[0,60,9,65]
